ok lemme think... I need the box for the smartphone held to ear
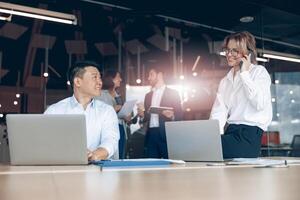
[239,60,243,69]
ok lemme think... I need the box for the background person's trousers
[144,127,168,159]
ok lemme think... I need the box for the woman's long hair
[102,69,120,91]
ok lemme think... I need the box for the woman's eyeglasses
[223,48,240,56]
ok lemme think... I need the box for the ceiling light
[219,51,226,56]
[256,57,268,62]
[192,72,198,77]
[0,14,11,21]
[263,53,300,63]
[13,100,18,105]
[192,56,201,71]
[271,98,276,102]
[291,119,300,124]
[240,16,254,23]
[136,79,141,84]
[275,80,280,84]
[0,2,77,25]
[43,72,49,77]
[179,75,185,80]
[16,93,21,98]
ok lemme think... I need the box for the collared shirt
[149,85,166,128]
[210,64,273,134]
[44,95,119,158]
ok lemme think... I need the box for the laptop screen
[7,114,88,165]
[165,120,223,162]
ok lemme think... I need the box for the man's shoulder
[93,99,115,112]
[145,90,152,95]
[45,97,71,113]
[145,91,153,99]
[93,99,118,120]
[165,87,179,95]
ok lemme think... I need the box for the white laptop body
[7,114,88,165]
[165,120,224,162]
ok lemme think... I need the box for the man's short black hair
[148,64,167,76]
[67,60,100,88]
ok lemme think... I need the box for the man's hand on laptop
[87,148,108,161]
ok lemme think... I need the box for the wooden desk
[1,161,300,200]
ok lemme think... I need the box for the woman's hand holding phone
[239,52,252,72]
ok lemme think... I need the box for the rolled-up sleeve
[98,107,120,158]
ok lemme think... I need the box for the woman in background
[97,69,133,159]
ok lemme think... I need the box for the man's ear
[73,77,81,88]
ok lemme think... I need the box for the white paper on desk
[117,100,137,118]
[227,158,284,166]
[120,158,186,164]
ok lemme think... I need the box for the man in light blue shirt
[45,61,119,160]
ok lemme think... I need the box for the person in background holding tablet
[45,61,119,161]
[210,31,272,158]
[138,66,182,159]
[96,69,135,159]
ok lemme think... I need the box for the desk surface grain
[0,161,300,200]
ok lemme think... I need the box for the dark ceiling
[0,0,300,89]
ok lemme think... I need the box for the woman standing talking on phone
[210,31,272,158]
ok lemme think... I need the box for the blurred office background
[1,0,300,159]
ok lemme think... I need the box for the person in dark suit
[138,67,182,158]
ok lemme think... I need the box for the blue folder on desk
[91,159,185,168]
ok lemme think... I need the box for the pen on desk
[254,160,289,168]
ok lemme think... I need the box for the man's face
[225,39,244,67]
[148,69,158,87]
[75,66,102,98]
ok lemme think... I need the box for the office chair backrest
[290,135,300,157]
[261,131,280,146]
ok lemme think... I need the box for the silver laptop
[165,120,223,162]
[7,114,88,165]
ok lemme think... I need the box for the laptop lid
[7,114,88,165]
[165,120,223,162]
